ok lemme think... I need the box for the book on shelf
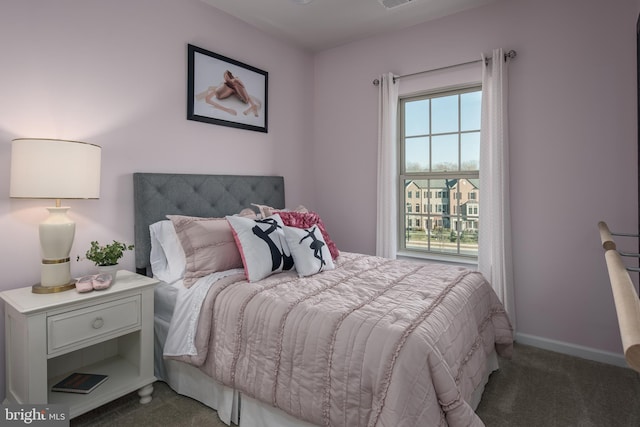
[51,372,109,394]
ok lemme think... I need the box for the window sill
[396,250,478,268]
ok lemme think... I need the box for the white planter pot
[96,264,118,284]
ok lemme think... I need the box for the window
[400,86,481,258]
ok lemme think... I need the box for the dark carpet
[71,343,640,426]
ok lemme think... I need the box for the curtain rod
[372,50,517,86]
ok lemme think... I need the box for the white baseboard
[515,332,627,368]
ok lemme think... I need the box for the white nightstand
[0,270,158,418]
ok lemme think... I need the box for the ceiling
[201,0,498,52]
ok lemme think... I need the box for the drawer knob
[92,317,104,329]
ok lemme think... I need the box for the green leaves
[80,240,134,266]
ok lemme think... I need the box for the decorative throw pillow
[226,214,293,282]
[284,225,335,277]
[251,203,308,218]
[167,215,243,288]
[274,211,340,260]
[149,220,186,284]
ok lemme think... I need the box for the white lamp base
[39,207,75,289]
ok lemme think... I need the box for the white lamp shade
[10,138,101,199]
[10,138,102,290]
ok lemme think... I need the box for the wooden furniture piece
[598,221,640,373]
[0,270,158,418]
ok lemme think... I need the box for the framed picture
[187,44,268,133]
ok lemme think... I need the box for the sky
[404,90,481,173]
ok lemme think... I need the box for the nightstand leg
[138,383,154,404]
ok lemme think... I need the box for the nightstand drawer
[47,295,141,355]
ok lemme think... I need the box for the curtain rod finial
[373,76,398,86]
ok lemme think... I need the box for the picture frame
[187,44,268,133]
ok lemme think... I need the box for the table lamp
[10,138,102,293]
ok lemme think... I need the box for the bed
[133,172,513,427]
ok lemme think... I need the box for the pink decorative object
[75,276,94,293]
[274,211,339,260]
[92,273,113,290]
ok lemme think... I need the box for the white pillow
[149,220,187,284]
[284,225,335,277]
[226,214,293,282]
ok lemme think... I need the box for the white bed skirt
[160,357,316,427]
[160,350,498,427]
[162,359,238,425]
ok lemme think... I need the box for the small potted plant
[78,240,134,282]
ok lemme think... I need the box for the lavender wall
[312,0,638,361]
[0,0,637,405]
[0,0,314,400]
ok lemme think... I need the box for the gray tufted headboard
[133,173,285,276]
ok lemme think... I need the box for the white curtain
[478,49,516,329]
[376,73,399,258]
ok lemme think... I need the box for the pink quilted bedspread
[170,252,513,427]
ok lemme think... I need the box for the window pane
[400,85,480,259]
[460,91,482,131]
[452,178,479,257]
[462,188,479,257]
[404,179,427,251]
[431,95,458,134]
[460,228,478,256]
[425,179,453,254]
[461,132,480,171]
[405,99,429,136]
[405,136,429,172]
[432,134,458,172]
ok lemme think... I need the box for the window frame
[398,84,481,262]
